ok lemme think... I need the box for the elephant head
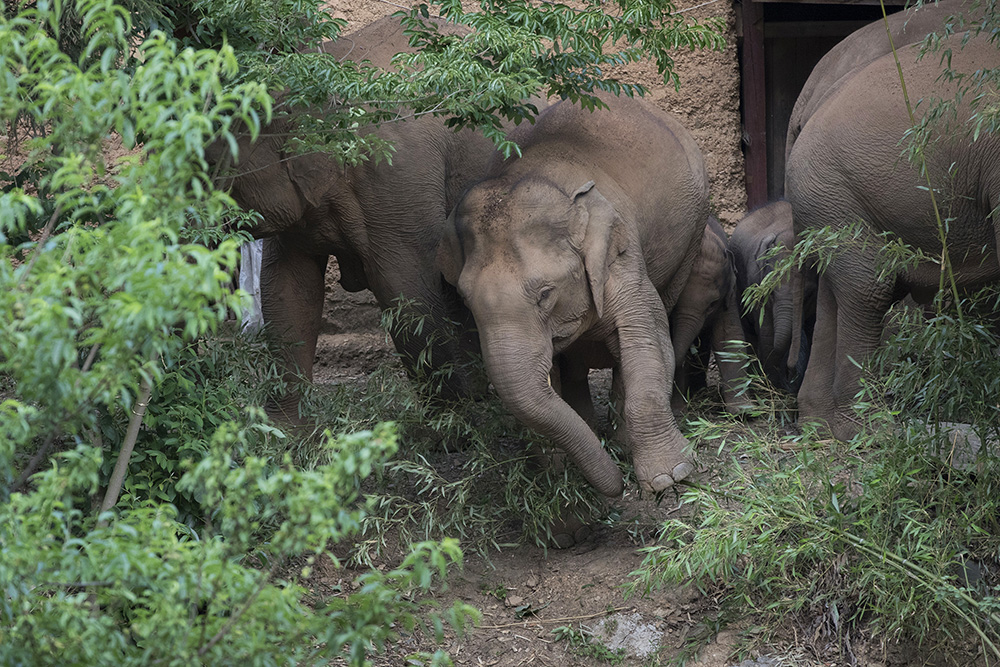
[205,119,349,240]
[730,201,812,392]
[671,216,753,413]
[439,177,625,497]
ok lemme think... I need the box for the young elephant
[438,93,709,500]
[786,33,1000,441]
[729,201,814,392]
[213,16,499,420]
[670,216,753,413]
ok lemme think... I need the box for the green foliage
[0,422,478,665]
[395,0,725,155]
[635,240,1000,663]
[742,221,933,316]
[144,0,725,161]
[100,334,287,522]
[0,1,480,663]
[0,0,269,483]
[291,355,615,562]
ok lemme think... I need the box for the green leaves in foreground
[0,422,478,666]
[629,294,1000,661]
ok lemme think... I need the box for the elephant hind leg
[260,239,328,423]
[557,354,597,427]
[798,270,895,441]
[797,274,839,433]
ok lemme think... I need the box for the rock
[593,612,663,659]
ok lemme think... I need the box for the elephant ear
[569,181,618,320]
[757,233,777,271]
[437,208,464,287]
[284,152,330,209]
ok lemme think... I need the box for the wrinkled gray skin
[729,201,813,392]
[439,94,709,500]
[785,0,969,165]
[764,0,968,391]
[213,16,499,419]
[786,34,1000,441]
[671,216,753,413]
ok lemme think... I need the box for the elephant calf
[671,216,753,413]
[438,93,709,500]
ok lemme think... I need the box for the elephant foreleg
[798,270,890,440]
[797,274,838,433]
[260,237,328,422]
[369,260,478,399]
[614,280,693,493]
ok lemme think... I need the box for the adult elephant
[737,0,968,394]
[213,16,505,419]
[438,93,709,498]
[785,0,970,164]
[786,33,1000,440]
[671,216,753,413]
[729,201,813,392]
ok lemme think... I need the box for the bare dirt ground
[310,265,825,666]
[309,324,801,667]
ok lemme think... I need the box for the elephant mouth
[552,334,575,354]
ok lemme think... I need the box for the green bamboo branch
[879,0,964,318]
[678,479,1000,658]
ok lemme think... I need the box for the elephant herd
[217,5,999,532]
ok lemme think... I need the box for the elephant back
[319,15,469,68]
[785,0,972,164]
[788,32,1000,271]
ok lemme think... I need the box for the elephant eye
[538,287,554,305]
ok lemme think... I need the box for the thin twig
[197,560,281,657]
[80,342,101,373]
[16,204,62,289]
[11,433,57,493]
[476,605,633,630]
[39,580,115,589]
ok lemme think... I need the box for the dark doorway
[738,0,906,207]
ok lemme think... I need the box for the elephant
[438,93,710,499]
[785,0,970,165]
[211,15,507,419]
[670,215,754,413]
[785,32,1000,441]
[729,201,814,392]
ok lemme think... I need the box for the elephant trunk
[670,311,704,372]
[771,283,794,375]
[480,327,624,498]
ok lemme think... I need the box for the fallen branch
[476,605,634,630]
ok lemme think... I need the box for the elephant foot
[548,503,602,549]
[264,394,312,430]
[550,519,593,549]
[647,461,695,493]
[832,412,863,442]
